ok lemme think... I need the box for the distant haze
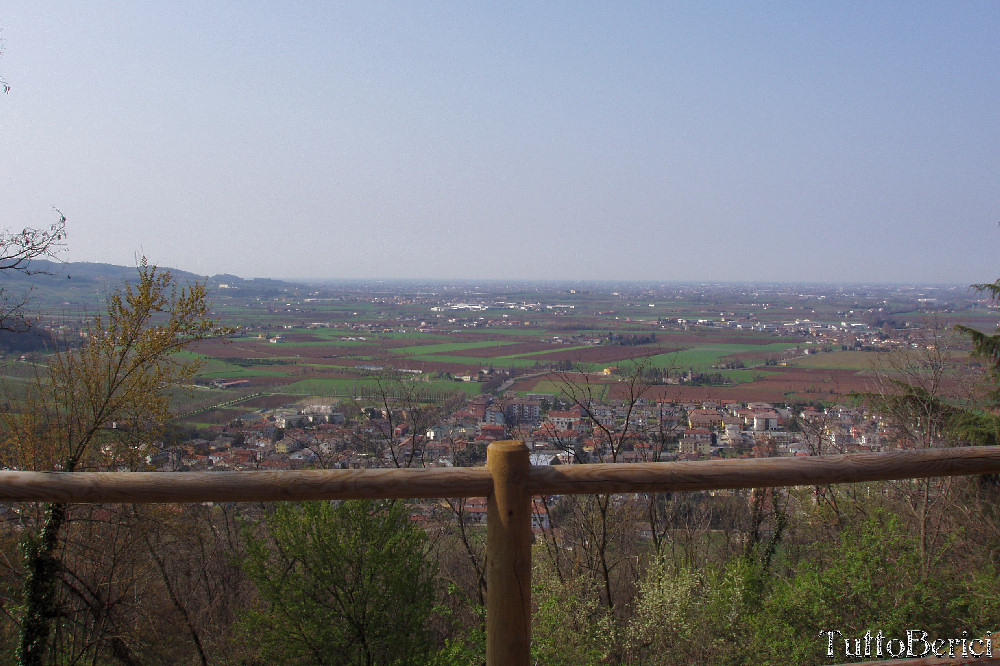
[2,3,999,284]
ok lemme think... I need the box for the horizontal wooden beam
[528,446,1000,495]
[0,447,998,504]
[0,467,494,504]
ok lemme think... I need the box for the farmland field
[9,267,983,423]
[174,319,880,415]
[784,350,880,370]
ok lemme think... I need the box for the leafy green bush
[237,500,436,665]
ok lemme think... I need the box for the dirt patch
[189,338,291,359]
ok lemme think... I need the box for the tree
[624,557,702,664]
[0,261,228,665]
[349,373,464,468]
[861,318,1000,577]
[544,360,654,616]
[135,502,254,665]
[237,500,437,665]
[0,213,67,331]
[956,278,1000,412]
[750,509,983,665]
[530,543,614,665]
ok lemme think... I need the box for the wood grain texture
[529,446,1000,495]
[0,467,493,503]
[0,447,998,504]
[486,440,531,666]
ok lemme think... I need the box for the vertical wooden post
[486,440,531,666]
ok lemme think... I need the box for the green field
[403,354,546,368]
[277,338,379,348]
[180,354,292,379]
[624,342,798,372]
[784,351,880,370]
[394,341,521,355]
[717,368,781,384]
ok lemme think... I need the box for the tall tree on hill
[1,262,228,665]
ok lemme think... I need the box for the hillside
[1,260,302,312]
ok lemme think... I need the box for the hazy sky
[2,2,999,283]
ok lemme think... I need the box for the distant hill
[0,260,302,313]
[2,259,200,285]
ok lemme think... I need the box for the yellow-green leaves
[2,261,229,472]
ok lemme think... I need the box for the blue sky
[2,2,999,283]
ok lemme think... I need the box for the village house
[688,408,724,430]
[546,406,585,431]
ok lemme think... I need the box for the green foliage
[425,627,485,666]
[858,378,1000,447]
[2,263,228,666]
[957,279,1000,404]
[237,500,437,665]
[3,261,229,472]
[623,555,771,666]
[748,509,981,665]
[530,548,615,666]
[625,558,701,662]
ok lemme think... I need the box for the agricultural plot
[635,343,796,372]
[19,263,985,428]
[515,362,873,406]
[281,377,481,398]
[179,326,810,410]
[392,341,522,355]
[784,350,880,370]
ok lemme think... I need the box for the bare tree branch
[0,211,68,331]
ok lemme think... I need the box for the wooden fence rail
[1,445,998,504]
[2,443,1000,665]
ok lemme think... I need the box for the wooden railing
[3,443,1000,665]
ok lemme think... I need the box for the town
[6,264,994,482]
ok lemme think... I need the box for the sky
[2,2,999,284]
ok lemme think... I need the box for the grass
[498,345,592,359]
[475,328,549,336]
[627,342,799,372]
[785,351,880,370]
[279,378,383,396]
[196,365,291,379]
[174,350,295,379]
[397,343,595,367]
[393,341,521,355]
[717,368,781,384]
[375,331,454,340]
[277,338,379,348]
[403,354,546,368]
